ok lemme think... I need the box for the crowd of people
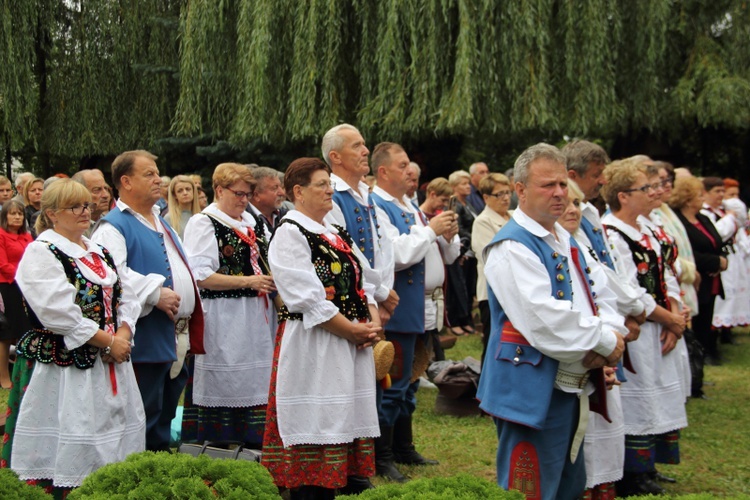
[0,131,747,500]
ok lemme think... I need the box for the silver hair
[513,143,567,185]
[408,162,421,178]
[469,162,487,175]
[321,123,360,166]
[252,166,281,184]
[448,170,471,186]
[14,172,34,189]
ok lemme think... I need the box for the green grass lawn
[400,331,750,497]
[1,330,748,498]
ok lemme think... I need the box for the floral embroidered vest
[17,243,122,369]
[276,220,370,323]
[200,214,269,300]
[604,225,668,309]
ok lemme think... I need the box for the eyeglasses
[659,179,673,188]
[623,183,659,194]
[224,187,252,199]
[308,180,336,189]
[62,203,92,215]
[487,191,512,198]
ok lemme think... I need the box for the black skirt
[0,281,32,341]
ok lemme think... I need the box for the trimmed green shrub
[338,474,524,499]
[67,451,279,499]
[0,468,50,499]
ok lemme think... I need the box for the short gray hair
[514,143,567,185]
[562,139,610,176]
[14,172,34,189]
[252,166,281,184]
[469,162,488,175]
[321,123,360,166]
[408,162,421,178]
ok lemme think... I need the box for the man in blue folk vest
[476,143,625,500]
[371,142,457,482]
[93,150,205,451]
[322,124,399,327]
[321,124,399,493]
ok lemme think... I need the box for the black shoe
[691,392,710,400]
[374,425,408,483]
[650,470,677,483]
[393,445,439,465]
[338,476,376,495]
[704,355,723,366]
[616,472,666,496]
[290,485,334,500]
[392,415,439,466]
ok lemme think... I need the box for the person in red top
[0,199,33,388]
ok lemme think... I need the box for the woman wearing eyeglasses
[180,163,276,449]
[601,159,688,496]
[262,158,381,500]
[4,179,144,494]
[470,173,512,366]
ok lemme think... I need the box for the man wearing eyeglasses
[246,166,287,234]
[92,150,205,452]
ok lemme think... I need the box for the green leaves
[2,0,749,161]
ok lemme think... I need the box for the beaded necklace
[79,253,107,279]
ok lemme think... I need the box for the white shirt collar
[36,229,104,259]
[116,198,161,218]
[601,212,644,240]
[203,203,256,230]
[372,186,415,212]
[512,207,570,242]
[282,209,340,236]
[330,172,370,204]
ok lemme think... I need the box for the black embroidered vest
[200,214,269,300]
[276,220,370,323]
[17,243,122,369]
[605,225,668,309]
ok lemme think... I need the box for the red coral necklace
[80,253,107,279]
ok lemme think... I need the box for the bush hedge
[67,451,279,499]
[0,468,50,499]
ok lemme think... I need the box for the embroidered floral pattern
[17,243,121,370]
[277,221,369,323]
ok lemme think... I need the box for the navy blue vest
[371,193,425,334]
[104,208,186,363]
[476,218,595,429]
[332,190,380,267]
[580,216,615,270]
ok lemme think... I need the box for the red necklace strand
[80,253,107,279]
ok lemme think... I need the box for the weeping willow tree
[1,0,182,174]
[174,0,750,150]
[3,1,750,174]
